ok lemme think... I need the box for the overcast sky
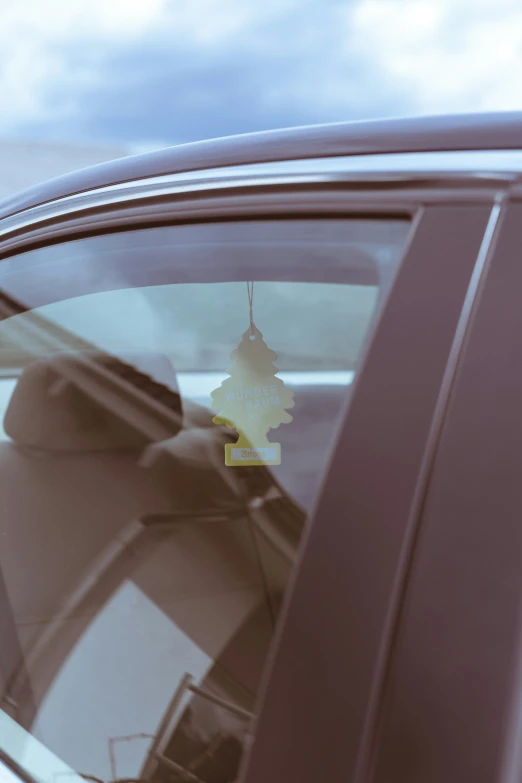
[1,0,522,151]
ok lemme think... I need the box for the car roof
[1,111,522,221]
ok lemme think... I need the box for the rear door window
[0,217,410,781]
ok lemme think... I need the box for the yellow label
[225,442,281,466]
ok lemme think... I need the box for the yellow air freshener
[211,284,294,466]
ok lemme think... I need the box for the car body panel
[370,199,522,783]
[1,114,522,782]
[1,111,522,220]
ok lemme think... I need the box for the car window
[0,217,410,782]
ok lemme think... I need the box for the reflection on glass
[0,219,410,781]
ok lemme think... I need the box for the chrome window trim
[0,183,506,262]
[0,189,424,260]
[0,173,344,240]
[95,149,522,194]
[0,162,514,247]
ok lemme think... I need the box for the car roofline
[1,111,522,221]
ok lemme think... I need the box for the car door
[364,188,522,783]
[0,167,501,782]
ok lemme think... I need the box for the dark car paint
[1,112,522,221]
[1,115,522,783]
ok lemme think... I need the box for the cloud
[1,0,408,146]
[1,0,521,148]
[0,0,166,131]
[350,0,522,113]
[67,31,399,147]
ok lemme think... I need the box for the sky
[1,0,522,151]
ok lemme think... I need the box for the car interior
[0,216,410,780]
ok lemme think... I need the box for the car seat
[0,351,184,712]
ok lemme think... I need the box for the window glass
[0,217,410,782]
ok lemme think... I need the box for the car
[1,112,522,783]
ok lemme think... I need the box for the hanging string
[247,281,255,337]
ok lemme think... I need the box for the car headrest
[4,352,184,451]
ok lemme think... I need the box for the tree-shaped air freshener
[211,283,294,466]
